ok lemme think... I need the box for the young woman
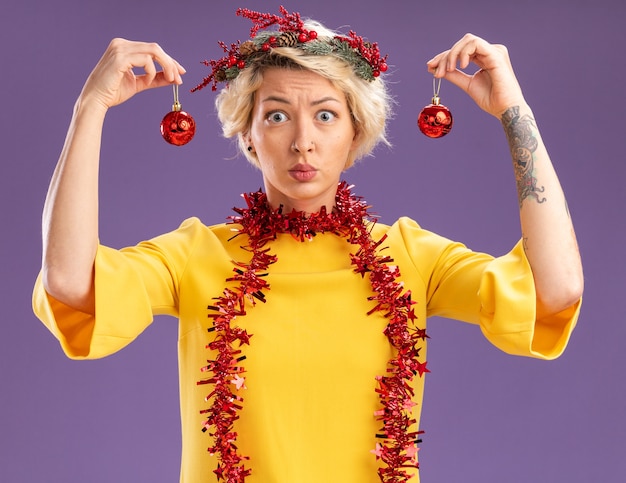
[33,7,583,482]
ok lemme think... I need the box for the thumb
[135,71,179,93]
[437,69,476,96]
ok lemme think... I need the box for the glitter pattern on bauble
[160,110,196,146]
[161,84,196,146]
[417,100,453,139]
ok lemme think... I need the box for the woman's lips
[288,164,317,182]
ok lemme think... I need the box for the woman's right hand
[80,38,186,111]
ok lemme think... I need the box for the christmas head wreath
[192,5,389,92]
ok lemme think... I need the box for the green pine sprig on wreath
[193,6,388,92]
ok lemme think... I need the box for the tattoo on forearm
[501,106,546,207]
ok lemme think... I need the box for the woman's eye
[267,112,288,123]
[316,110,336,122]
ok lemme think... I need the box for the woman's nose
[291,140,314,152]
[291,121,315,153]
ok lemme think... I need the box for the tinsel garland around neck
[198,181,429,482]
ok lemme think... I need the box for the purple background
[1,0,624,481]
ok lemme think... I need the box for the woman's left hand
[427,34,526,118]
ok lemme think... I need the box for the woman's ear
[240,131,254,153]
[349,129,363,156]
[240,131,261,168]
[350,125,363,149]
[344,125,366,170]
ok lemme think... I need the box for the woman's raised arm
[41,39,185,314]
[427,34,584,319]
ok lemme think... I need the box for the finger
[141,44,172,84]
[428,43,479,77]
[457,46,474,71]
[125,55,181,91]
[173,60,187,84]
[426,51,446,70]
[135,71,177,92]
[124,41,184,85]
[446,34,480,72]
[426,35,479,77]
[438,68,473,94]
[158,60,185,85]
[142,54,158,87]
[145,61,186,89]
[118,52,156,92]
[426,51,448,78]
[145,42,186,84]
[160,61,185,85]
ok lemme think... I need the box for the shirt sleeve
[477,240,580,359]
[395,217,580,360]
[31,217,203,359]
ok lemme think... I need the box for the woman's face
[248,68,359,213]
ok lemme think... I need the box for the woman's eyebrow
[260,95,341,106]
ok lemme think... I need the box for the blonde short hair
[215,21,392,168]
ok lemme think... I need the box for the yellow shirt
[32,217,580,482]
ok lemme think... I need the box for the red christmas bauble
[417,103,453,139]
[160,110,196,146]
